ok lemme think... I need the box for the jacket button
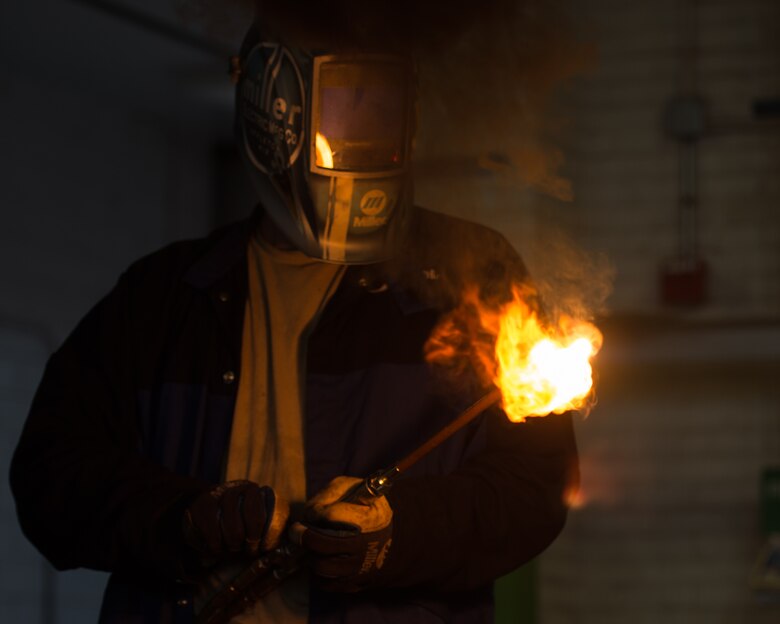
[218,291,230,302]
[223,371,236,385]
[177,599,189,607]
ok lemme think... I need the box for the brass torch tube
[395,387,502,473]
[339,388,503,503]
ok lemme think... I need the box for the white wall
[417,0,780,621]
[0,329,49,623]
[536,0,780,622]
[0,62,217,624]
[565,0,780,318]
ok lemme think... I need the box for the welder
[10,1,579,622]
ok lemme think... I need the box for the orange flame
[315,132,334,169]
[425,284,602,422]
[494,290,602,421]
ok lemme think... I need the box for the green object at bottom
[494,562,536,624]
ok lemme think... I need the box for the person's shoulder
[414,207,510,244]
[385,207,528,309]
[409,207,525,275]
[120,219,252,289]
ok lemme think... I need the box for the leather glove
[183,480,289,565]
[290,476,393,592]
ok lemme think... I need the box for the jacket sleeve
[9,268,210,581]
[381,404,578,592]
[377,212,580,591]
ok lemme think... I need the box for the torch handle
[197,469,399,624]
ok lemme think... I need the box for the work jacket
[10,207,578,623]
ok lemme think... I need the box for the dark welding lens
[311,57,410,173]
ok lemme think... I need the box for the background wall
[1,1,779,623]
[537,1,780,623]
[416,0,780,622]
[0,1,241,621]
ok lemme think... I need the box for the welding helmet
[235,29,416,264]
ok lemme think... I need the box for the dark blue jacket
[10,208,578,623]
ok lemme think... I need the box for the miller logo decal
[354,190,390,228]
[239,43,305,175]
[360,190,388,216]
[359,538,392,574]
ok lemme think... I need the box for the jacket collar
[181,207,439,314]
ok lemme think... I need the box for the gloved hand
[183,480,289,565]
[290,476,393,592]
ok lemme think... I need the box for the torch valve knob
[364,466,401,497]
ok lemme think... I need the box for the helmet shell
[236,38,415,264]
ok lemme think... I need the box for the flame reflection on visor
[315,132,335,169]
[310,56,412,175]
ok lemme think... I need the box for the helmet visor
[310,55,413,176]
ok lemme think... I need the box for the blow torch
[197,388,502,624]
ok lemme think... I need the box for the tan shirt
[196,233,344,622]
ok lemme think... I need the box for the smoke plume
[175,0,594,200]
[176,1,611,397]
